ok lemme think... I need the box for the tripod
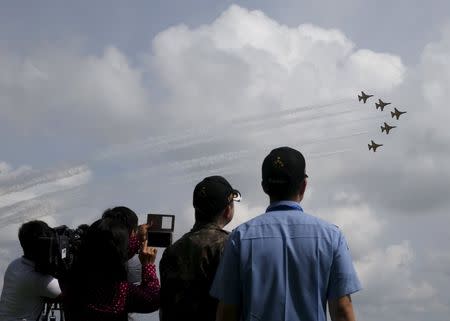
[40,301,64,321]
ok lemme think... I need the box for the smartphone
[147,214,175,248]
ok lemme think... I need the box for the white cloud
[150,5,405,128]
[0,46,154,144]
[316,202,385,259]
[3,4,450,321]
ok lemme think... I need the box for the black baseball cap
[262,146,308,187]
[193,176,241,215]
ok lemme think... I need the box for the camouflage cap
[193,176,240,216]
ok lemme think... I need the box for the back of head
[262,146,308,201]
[102,206,138,235]
[18,220,53,261]
[72,218,129,286]
[193,175,240,224]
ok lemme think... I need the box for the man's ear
[224,203,233,221]
[262,181,269,194]
[299,179,307,196]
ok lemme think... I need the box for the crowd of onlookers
[0,146,362,321]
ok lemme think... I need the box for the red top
[63,263,160,321]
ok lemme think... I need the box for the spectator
[159,176,241,321]
[102,206,148,284]
[211,146,362,321]
[62,217,159,321]
[0,220,61,321]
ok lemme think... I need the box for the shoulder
[5,257,35,279]
[5,257,25,270]
[303,211,341,231]
[231,210,342,240]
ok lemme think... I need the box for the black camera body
[35,225,87,278]
[147,214,175,248]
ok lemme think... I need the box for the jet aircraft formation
[358,91,407,152]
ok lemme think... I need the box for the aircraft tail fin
[368,144,372,150]
[391,111,395,118]
[381,126,385,133]
[358,95,362,101]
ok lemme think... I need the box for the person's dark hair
[18,220,53,261]
[262,180,304,201]
[65,218,129,305]
[194,204,229,224]
[102,206,138,235]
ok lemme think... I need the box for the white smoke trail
[309,148,355,159]
[145,105,373,155]
[0,166,89,197]
[95,98,354,161]
[0,166,91,210]
[0,200,56,227]
[234,98,353,125]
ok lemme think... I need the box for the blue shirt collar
[266,200,304,213]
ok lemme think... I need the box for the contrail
[0,166,91,210]
[309,148,355,159]
[0,166,89,197]
[170,148,355,184]
[94,98,355,161]
[135,125,368,181]
[167,150,250,171]
[139,106,370,156]
[168,162,252,185]
[0,200,55,227]
[134,150,251,179]
[234,98,353,125]
[0,165,33,184]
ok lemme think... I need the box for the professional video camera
[34,224,88,279]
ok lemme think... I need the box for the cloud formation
[1,4,450,321]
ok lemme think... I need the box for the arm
[210,232,242,320]
[328,295,356,321]
[126,241,160,312]
[327,232,361,321]
[127,263,160,312]
[127,223,149,259]
[216,300,239,321]
[36,274,61,299]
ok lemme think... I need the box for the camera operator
[0,220,61,321]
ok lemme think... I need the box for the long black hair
[64,218,129,302]
[102,206,139,235]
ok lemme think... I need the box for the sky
[1,1,450,320]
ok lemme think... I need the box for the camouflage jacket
[159,222,230,321]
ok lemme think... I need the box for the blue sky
[1,1,450,320]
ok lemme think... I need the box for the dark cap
[193,176,241,216]
[262,146,308,187]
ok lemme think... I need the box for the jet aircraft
[381,122,397,135]
[375,99,391,111]
[368,140,383,152]
[391,108,407,119]
[358,91,373,103]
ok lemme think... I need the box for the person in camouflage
[159,176,241,321]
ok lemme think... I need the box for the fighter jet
[375,99,391,111]
[358,91,373,103]
[368,140,383,152]
[391,108,407,120]
[380,122,397,135]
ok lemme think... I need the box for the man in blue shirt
[210,146,362,321]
